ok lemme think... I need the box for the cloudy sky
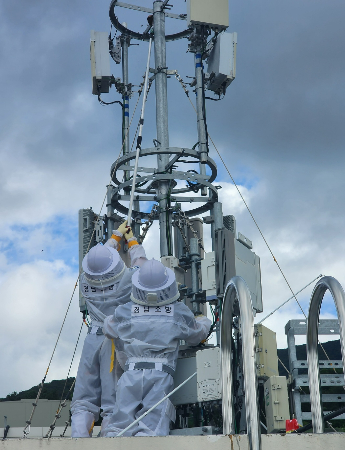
[0,0,344,399]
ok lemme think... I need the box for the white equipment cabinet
[254,324,279,378]
[170,347,221,405]
[264,376,290,433]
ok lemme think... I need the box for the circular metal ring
[110,185,218,219]
[109,146,218,218]
[110,147,217,187]
[112,173,218,197]
[114,171,214,196]
[109,0,192,42]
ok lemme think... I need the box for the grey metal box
[170,347,221,405]
[90,31,111,95]
[170,352,197,405]
[187,0,229,29]
[207,32,237,94]
[215,228,263,313]
[235,238,262,313]
[264,376,290,433]
[201,251,217,301]
[254,324,279,378]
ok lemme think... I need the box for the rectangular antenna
[187,0,229,29]
[90,31,111,95]
[207,32,237,94]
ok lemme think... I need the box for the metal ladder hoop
[307,276,345,433]
[221,276,261,450]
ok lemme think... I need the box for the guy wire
[175,71,306,317]
[176,70,336,371]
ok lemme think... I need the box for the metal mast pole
[107,26,131,239]
[127,38,153,226]
[153,1,171,257]
[122,25,130,183]
[122,25,140,235]
[194,50,208,196]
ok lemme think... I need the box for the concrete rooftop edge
[1,434,345,450]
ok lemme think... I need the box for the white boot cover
[71,411,95,438]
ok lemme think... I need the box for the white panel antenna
[187,0,229,29]
[90,30,111,95]
[207,32,237,95]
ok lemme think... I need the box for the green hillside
[0,377,75,402]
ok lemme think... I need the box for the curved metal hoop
[110,146,219,218]
[109,0,192,42]
[110,185,218,219]
[307,276,345,433]
[221,276,261,450]
[111,147,218,188]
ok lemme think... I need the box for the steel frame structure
[107,0,219,258]
[285,317,344,426]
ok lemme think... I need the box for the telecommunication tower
[81,0,264,438]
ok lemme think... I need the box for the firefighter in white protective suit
[70,221,147,438]
[102,258,212,437]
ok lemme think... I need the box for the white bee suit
[70,241,146,438]
[102,301,212,436]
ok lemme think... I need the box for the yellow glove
[117,220,134,241]
[125,228,134,240]
[117,220,129,236]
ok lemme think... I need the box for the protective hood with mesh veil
[130,259,179,306]
[82,243,125,284]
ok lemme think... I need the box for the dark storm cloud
[0,0,123,168]
[210,0,345,163]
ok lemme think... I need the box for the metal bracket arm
[116,1,187,20]
[149,68,177,75]
[165,149,186,172]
